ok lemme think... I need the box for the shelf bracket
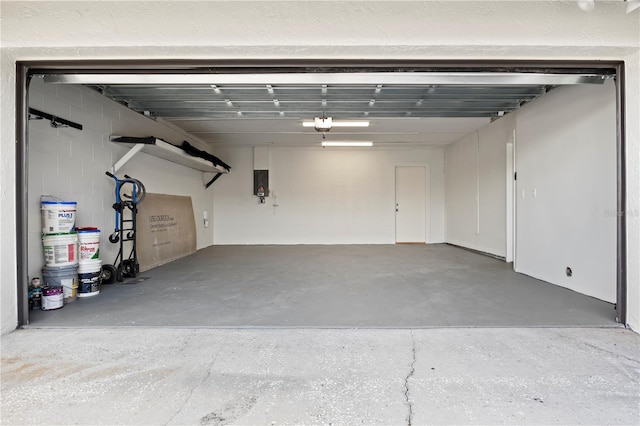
[205,172,223,189]
[112,143,145,174]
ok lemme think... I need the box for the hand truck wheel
[100,264,118,284]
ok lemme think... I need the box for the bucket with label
[42,265,78,303]
[78,259,102,297]
[77,228,100,263]
[41,286,64,311]
[42,232,78,267]
[41,199,77,234]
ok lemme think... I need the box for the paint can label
[41,288,64,310]
[79,273,100,294]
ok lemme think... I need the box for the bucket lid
[42,265,78,272]
[42,232,78,237]
[77,228,100,233]
[78,259,102,268]
[41,201,77,205]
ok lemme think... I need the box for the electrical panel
[254,170,269,197]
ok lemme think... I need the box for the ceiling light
[321,141,373,147]
[46,72,608,86]
[302,119,370,128]
[211,84,221,94]
[576,0,595,11]
[266,84,274,95]
[225,99,233,106]
[375,85,383,94]
[273,99,280,107]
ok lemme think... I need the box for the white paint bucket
[78,259,102,297]
[42,265,78,304]
[41,200,77,234]
[42,233,78,267]
[77,228,101,263]
[41,286,64,311]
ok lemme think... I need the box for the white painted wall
[27,78,216,281]
[445,114,516,257]
[626,49,640,330]
[1,0,638,332]
[515,81,617,303]
[213,146,444,245]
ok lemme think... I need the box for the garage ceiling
[43,71,609,147]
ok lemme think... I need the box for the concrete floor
[1,328,639,425]
[27,244,616,328]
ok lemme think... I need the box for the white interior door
[395,166,426,243]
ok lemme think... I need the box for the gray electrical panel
[254,170,269,197]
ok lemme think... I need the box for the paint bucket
[41,286,64,311]
[42,232,78,267]
[78,259,102,297]
[77,228,100,263]
[41,200,77,234]
[42,265,78,304]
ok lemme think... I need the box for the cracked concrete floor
[2,328,639,425]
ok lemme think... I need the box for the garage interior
[23,64,620,328]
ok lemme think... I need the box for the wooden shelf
[110,136,229,174]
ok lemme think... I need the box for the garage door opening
[15,60,627,328]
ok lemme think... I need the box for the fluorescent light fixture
[303,120,370,128]
[321,141,373,147]
[45,72,608,86]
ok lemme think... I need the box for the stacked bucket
[41,199,79,310]
[76,228,102,297]
[40,197,102,310]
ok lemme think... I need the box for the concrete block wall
[515,82,617,303]
[444,113,516,257]
[212,146,445,245]
[445,81,617,303]
[27,77,217,281]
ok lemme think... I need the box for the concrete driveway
[1,327,639,425]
